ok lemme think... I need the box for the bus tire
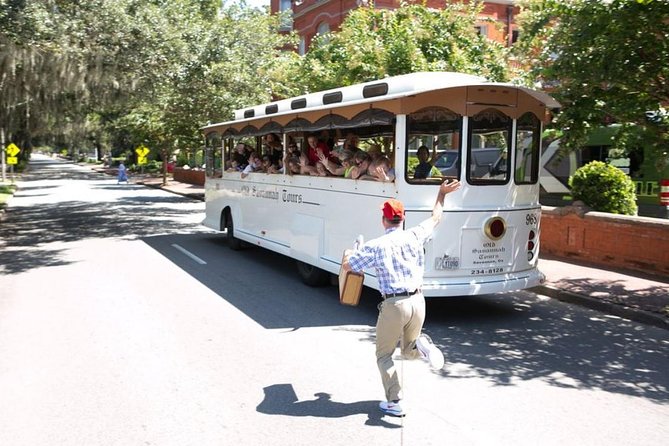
[296,261,330,287]
[224,211,243,251]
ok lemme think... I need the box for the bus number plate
[435,255,459,270]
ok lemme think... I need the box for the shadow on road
[427,294,669,403]
[0,159,203,275]
[256,383,401,428]
[144,233,669,405]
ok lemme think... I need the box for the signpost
[6,143,20,182]
[135,145,149,166]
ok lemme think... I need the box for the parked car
[434,147,504,178]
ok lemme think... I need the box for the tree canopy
[516,0,669,170]
[0,0,294,169]
[290,3,511,93]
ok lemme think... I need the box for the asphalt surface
[126,167,669,331]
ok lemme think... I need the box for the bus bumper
[421,268,545,297]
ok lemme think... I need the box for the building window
[279,0,293,31]
[511,29,520,44]
[317,22,330,35]
[298,36,306,55]
[474,25,488,37]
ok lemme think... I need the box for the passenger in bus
[343,132,361,153]
[319,150,354,177]
[264,133,284,165]
[285,156,302,175]
[259,155,275,174]
[315,161,329,177]
[319,130,336,150]
[414,145,438,179]
[299,154,318,175]
[233,143,251,169]
[367,144,384,162]
[371,156,396,183]
[226,160,242,172]
[241,152,261,178]
[306,134,336,165]
[350,151,372,180]
[287,142,301,159]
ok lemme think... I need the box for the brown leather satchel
[339,251,364,306]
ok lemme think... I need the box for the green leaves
[516,0,669,168]
[569,160,638,215]
[294,3,510,92]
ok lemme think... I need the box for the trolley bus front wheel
[296,261,330,287]
[223,210,243,251]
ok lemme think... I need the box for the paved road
[1,156,668,446]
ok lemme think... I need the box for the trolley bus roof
[202,72,560,136]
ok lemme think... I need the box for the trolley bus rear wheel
[224,211,243,251]
[296,261,330,286]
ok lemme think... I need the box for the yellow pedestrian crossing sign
[7,157,18,165]
[6,143,20,157]
[135,145,149,165]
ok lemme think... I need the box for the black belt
[383,289,420,299]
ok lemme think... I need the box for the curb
[532,285,669,331]
[136,180,204,201]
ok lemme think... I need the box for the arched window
[515,112,541,184]
[317,22,330,35]
[467,108,512,184]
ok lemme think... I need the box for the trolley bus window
[467,108,511,185]
[205,132,222,178]
[406,107,462,183]
[515,112,541,184]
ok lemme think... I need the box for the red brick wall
[540,206,669,276]
[173,168,205,186]
[277,0,518,50]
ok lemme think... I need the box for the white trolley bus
[202,72,559,297]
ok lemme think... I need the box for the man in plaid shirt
[343,179,461,417]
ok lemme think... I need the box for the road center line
[172,244,207,265]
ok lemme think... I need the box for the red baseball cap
[381,199,404,221]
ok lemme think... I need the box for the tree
[0,0,295,176]
[290,3,510,92]
[114,1,295,184]
[515,0,669,170]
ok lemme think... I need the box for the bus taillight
[528,229,537,260]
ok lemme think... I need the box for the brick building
[270,0,519,54]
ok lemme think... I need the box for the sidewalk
[102,167,669,330]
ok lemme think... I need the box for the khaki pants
[375,292,425,402]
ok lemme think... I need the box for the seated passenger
[306,134,336,166]
[414,145,438,179]
[367,144,383,162]
[315,161,329,177]
[319,150,354,177]
[350,151,372,180]
[241,152,261,178]
[286,156,302,175]
[233,143,251,169]
[259,155,276,174]
[299,154,318,175]
[343,132,361,153]
[264,133,284,165]
[371,156,396,182]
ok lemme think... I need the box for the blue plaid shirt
[347,222,432,295]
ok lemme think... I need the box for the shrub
[568,161,637,215]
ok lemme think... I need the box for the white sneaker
[416,334,445,370]
[379,400,405,417]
